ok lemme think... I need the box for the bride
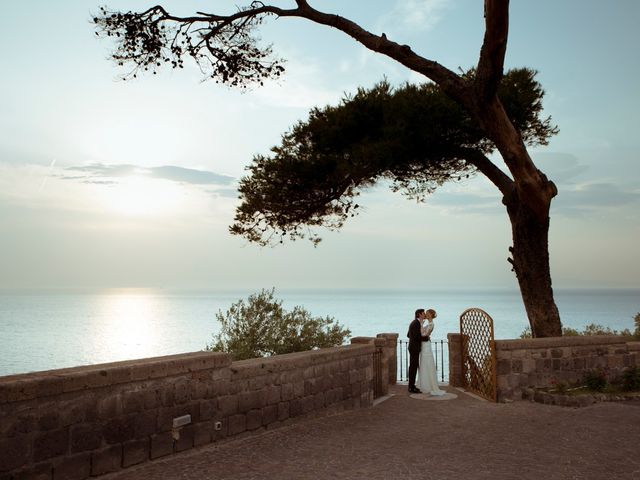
[417,309,446,396]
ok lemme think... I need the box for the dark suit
[407,318,431,390]
[407,319,422,389]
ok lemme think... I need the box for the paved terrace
[106,384,640,480]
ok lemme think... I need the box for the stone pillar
[447,333,464,387]
[377,333,399,385]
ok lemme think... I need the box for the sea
[0,288,638,377]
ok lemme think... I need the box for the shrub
[519,317,637,339]
[205,288,351,360]
[583,369,607,392]
[621,366,640,392]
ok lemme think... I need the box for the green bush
[519,314,639,339]
[583,369,607,392]
[621,366,640,392]
[205,288,351,360]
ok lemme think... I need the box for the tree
[95,1,563,337]
[205,289,351,360]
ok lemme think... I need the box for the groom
[407,308,427,393]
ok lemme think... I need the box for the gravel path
[106,384,640,480]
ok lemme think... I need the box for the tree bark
[505,196,562,337]
[473,97,562,337]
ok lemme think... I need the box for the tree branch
[458,148,513,198]
[293,2,469,103]
[476,0,509,102]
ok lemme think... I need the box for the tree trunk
[505,197,562,337]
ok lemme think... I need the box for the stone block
[122,438,149,468]
[0,435,31,471]
[265,385,281,405]
[350,382,361,398]
[53,452,90,480]
[156,407,177,432]
[34,428,69,462]
[248,375,267,391]
[150,432,173,459]
[511,359,523,373]
[191,381,210,400]
[289,398,303,417]
[573,357,586,371]
[302,396,315,414]
[293,381,304,398]
[497,359,510,376]
[97,395,122,420]
[552,359,561,371]
[174,380,190,404]
[262,404,278,426]
[550,348,563,359]
[211,379,230,397]
[133,410,158,438]
[218,395,238,416]
[280,383,294,401]
[90,445,121,476]
[277,402,290,422]
[159,386,175,407]
[304,379,316,396]
[227,414,246,436]
[142,390,160,409]
[238,390,265,412]
[199,399,216,421]
[103,416,136,444]
[1,412,37,438]
[608,356,623,369]
[37,410,60,431]
[122,390,145,413]
[193,421,213,447]
[174,425,194,452]
[313,392,325,410]
[12,462,52,480]
[70,423,101,453]
[521,358,536,373]
[246,409,262,431]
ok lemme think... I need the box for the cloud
[378,0,452,36]
[61,163,234,186]
[531,152,590,183]
[554,182,640,213]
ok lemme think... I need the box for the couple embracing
[407,308,446,396]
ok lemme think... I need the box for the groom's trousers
[408,350,420,389]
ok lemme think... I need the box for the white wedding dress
[417,322,446,396]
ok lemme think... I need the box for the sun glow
[97,176,184,216]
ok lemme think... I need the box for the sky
[0,0,638,291]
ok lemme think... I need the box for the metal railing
[397,339,449,383]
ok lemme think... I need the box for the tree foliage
[93,4,284,86]
[206,289,351,360]
[231,69,557,245]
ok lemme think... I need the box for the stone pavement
[106,384,640,480]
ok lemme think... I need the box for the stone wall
[495,336,640,402]
[446,333,639,402]
[0,343,379,479]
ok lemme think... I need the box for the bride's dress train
[417,340,446,396]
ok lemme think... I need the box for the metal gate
[460,308,497,402]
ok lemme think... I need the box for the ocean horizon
[1,287,638,377]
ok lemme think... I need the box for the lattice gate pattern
[460,308,497,402]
